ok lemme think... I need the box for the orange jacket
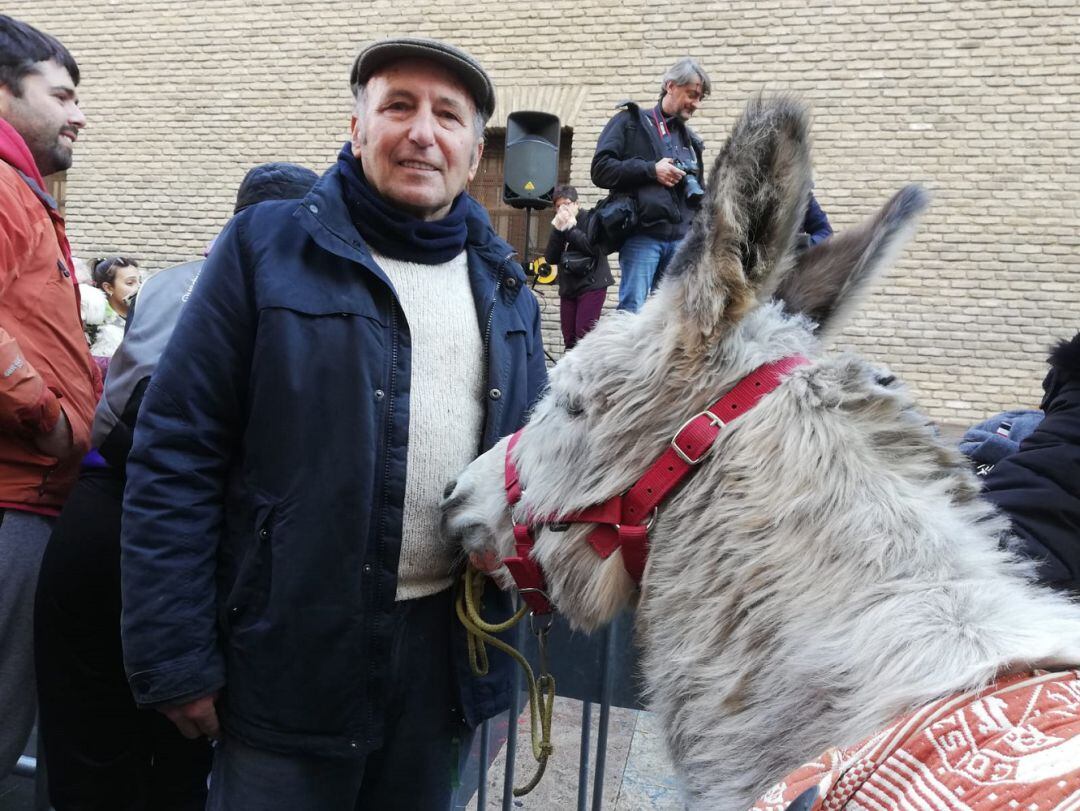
[0,121,102,513]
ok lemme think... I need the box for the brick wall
[10,0,1079,424]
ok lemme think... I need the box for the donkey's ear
[777,185,929,339]
[672,96,812,343]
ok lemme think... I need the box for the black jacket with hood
[982,333,1080,592]
[590,102,705,242]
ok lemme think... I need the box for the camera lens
[684,174,705,202]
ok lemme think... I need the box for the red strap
[586,525,619,559]
[500,356,809,610]
[618,525,649,583]
[623,356,809,521]
[503,430,554,614]
[558,497,623,526]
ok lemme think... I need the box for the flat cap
[350,36,495,122]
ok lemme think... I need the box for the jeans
[617,234,682,312]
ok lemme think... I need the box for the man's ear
[349,114,363,158]
[467,140,484,183]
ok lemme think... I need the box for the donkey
[441,97,1080,808]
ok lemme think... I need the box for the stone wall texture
[10,0,1079,424]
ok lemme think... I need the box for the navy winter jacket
[120,163,548,758]
[981,333,1080,592]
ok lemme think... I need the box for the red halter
[503,355,810,615]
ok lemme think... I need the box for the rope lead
[455,566,556,797]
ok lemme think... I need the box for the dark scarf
[336,144,469,265]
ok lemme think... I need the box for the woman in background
[86,256,140,358]
[544,184,613,351]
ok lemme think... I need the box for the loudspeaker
[503,111,560,210]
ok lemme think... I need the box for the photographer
[544,184,613,350]
[591,57,709,312]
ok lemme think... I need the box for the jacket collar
[0,118,77,281]
[0,119,60,213]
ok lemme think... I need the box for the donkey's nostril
[443,480,457,499]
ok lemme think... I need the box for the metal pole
[576,700,593,811]
[523,207,533,280]
[591,619,618,811]
[477,718,490,810]
[500,204,539,809]
[501,605,525,811]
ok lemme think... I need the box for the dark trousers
[560,287,608,350]
[33,467,212,811]
[207,588,473,810]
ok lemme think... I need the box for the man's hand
[654,157,686,188]
[159,692,221,740]
[33,408,72,459]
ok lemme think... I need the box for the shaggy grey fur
[441,97,1080,808]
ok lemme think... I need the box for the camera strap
[648,106,691,165]
[650,107,685,161]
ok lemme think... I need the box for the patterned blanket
[752,670,1080,811]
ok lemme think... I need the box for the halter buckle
[671,411,726,465]
[614,506,658,532]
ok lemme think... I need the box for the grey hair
[353,84,486,144]
[659,57,711,100]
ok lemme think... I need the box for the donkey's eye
[564,397,585,417]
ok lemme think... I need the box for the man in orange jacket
[0,15,102,778]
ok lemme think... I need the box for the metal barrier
[459,608,642,810]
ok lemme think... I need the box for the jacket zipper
[480,252,514,451]
[368,299,398,745]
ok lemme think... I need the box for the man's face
[661,79,704,121]
[0,60,85,176]
[350,59,483,221]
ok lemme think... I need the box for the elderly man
[0,15,101,777]
[591,57,710,312]
[120,38,547,810]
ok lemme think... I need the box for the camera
[673,157,705,203]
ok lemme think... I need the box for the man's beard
[33,134,74,176]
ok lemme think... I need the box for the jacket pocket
[13,259,70,322]
[222,500,275,629]
[258,273,388,327]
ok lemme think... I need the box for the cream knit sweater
[371,250,485,601]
